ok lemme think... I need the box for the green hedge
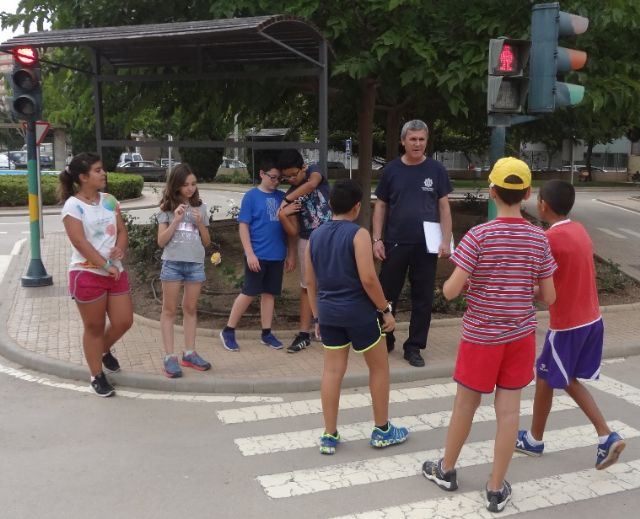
[0,173,144,207]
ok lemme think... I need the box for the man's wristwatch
[378,302,392,314]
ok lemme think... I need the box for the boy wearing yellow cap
[422,157,557,513]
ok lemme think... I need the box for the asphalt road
[522,190,640,281]
[0,354,639,518]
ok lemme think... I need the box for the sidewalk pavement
[1,186,640,394]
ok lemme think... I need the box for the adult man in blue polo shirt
[372,119,453,367]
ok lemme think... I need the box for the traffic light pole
[488,126,506,220]
[21,120,52,287]
[487,115,538,220]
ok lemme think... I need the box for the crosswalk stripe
[597,227,627,239]
[217,370,640,424]
[620,227,640,239]
[331,458,640,519]
[257,421,639,498]
[588,375,640,407]
[220,371,640,425]
[0,239,25,283]
[217,382,459,424]
[235,395,578,456]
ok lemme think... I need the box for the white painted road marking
[218,382,459,424]
[222,369,639,428]
[593,198,640,215]
[235,395,578,456]
[256,421,640,498]
[0,238,25,282]
[588,375,640,407]
[597,227,627,239]
[619,227,640,239]
[0,362,283,403]
[331,459,640,519]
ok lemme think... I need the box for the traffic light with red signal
[487,38,530,114]
[10,46,43,121]
[529,2,589,113]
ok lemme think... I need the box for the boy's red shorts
[453,332,535,394]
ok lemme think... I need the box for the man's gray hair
[400,119,429,140]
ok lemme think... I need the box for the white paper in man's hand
[423,221,454,254]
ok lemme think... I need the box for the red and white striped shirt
[452,217,557,345]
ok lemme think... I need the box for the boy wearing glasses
[277,149,332,353]
[219,159,295,351]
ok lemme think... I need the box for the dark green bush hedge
[0,173,143,207]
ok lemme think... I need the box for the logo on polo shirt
[422,177,434,192]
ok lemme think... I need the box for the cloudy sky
[0,0,47,44]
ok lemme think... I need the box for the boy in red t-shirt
[422,158,557,513]
[516,179,625,470]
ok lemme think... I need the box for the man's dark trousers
[378,242,437,353]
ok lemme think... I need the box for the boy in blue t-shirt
[219,159,294,351]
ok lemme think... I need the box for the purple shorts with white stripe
[536,318,604,389]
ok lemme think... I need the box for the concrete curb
[2,192,640,393]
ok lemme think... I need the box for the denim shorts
[160,260,206,283]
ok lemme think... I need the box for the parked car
[0,152,16,169]
[160,158,181,169]
[372,157,387,170]
[40,154,54,169]
[220,157,247,169]
[326,161,345,170]
[560,164,607,173]
[115,160,166,181]
[118,152,144,165]
[8,151,28,169]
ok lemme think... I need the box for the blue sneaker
[370,423,408,448]
[163,355,182,378]
[319,432,340,455]
[596,431,626,470]
[515,430,544,456]
[220,329,239,351]
[261,332,283,350]
[181,351,211,371]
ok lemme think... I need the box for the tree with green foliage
[4,1,640,206]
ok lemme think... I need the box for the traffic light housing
[487,38,530,114]
[10,46,42,121]
[529,2,588,113]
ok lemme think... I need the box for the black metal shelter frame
[0,15,330,169]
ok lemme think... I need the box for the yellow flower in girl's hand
[210,252,222,266]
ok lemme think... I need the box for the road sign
[345,137,352,159]
[21,121,50,145]
[35,121,50,145]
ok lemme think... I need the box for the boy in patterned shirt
[422,157,557,513]
[516,179,625,470]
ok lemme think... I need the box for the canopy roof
[0,15,328,69]
[0,15,330,166]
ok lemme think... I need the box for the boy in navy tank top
[305,179,409,455]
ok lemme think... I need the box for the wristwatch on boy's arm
[377,301,392,314]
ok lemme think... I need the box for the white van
[118,152,144,166]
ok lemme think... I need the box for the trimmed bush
[0,172,143,207]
